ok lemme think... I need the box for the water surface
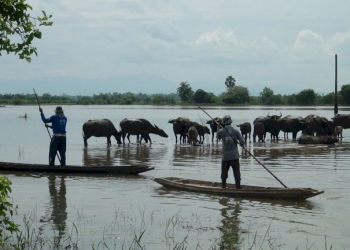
[1,105,350,249]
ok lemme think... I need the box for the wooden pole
[334,54,338,115]
[186,95,288,188]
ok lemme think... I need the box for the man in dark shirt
[216,115,245,189]
[39,106,67,166]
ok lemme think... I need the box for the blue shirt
[41,112,67,135]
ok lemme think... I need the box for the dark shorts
[221,159,241,181]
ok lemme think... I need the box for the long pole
[334,54,338,115]
[33,88,61,163]
[186,95,288,188]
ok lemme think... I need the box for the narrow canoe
[152,177,324,200]
[0,162,154,175]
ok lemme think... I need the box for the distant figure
[39,106,68,166]
[19,113,28,119]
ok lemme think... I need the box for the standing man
[216,115,245,189]
[39,106,67,166]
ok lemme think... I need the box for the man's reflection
[48,175,67,234]
[217,198,241,249]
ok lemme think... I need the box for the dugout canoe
[0,162,154,175]
[152,177,324,200]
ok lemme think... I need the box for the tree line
[1,79,350,106]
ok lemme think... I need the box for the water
[1,105,350,249]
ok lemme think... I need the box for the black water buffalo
[184,121,210,144]
[120,118,168,144]
[298,135,339,144]
[206,117,223,142]
[332,113,350,129]
[187,126,199,145]
[82,119,122,147]
[168,117,190,144]
[237,122,251,143]
[303,115,330,136]
[253,112,282,141]
[272,115,306,141]
[253,122,265,142]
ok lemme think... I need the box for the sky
[1,0,350,96]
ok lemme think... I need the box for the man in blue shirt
[216,115,245,189]
[39,106,67,166]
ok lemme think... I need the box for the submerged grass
[1,207,343,250]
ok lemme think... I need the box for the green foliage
[176,81,194,102]
[340,84,350,105]
[193,89,216,103]
[296,89,316,105]
[0,176,19,247]
[224,76,235,89]
[0,0,53,62]
[222,86,250,104]
[260,87,274,105]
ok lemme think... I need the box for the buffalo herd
[81,113,350,147]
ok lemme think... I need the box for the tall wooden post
[334,54,338,115]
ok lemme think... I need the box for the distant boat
[0,105,5,108]
[18,113,28,118]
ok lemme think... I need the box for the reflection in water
[172,144,221,165]
[83,147,113,166]
[117,144,151,165]
[40,175,67,234]
[217,198,241,249]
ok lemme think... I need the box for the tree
[224,76,235,89]
[0,176,19,246]
[340,84,350,105]
[177,81,194,102]
[193,89,215,103]
[296,89,316,105]
[221,86,250,104]
[0,0,53,62]
[260,87,275,105]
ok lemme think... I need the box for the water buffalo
[253,112,282,141]
[298,135,339,144]
[272,115,306,141]
[168,117,190,144]
[237,122,251,143]
[334,126,343,139]
[82,119,122,147]
[184,121,210,144]
[332,113,350,129]
[305,115,334,136]
[187,126,199,145]
[206,117,223,142]
[120,118,168,144]
[253,122,265,142]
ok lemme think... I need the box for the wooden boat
[0,162,154,175]
[152,177,324,200]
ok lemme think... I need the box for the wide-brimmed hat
[54,106,64,113]
[222,115,232,125]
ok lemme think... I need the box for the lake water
[1,105,350,249]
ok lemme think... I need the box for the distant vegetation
[1,80,350,106]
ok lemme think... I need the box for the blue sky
[1,0,350,96]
